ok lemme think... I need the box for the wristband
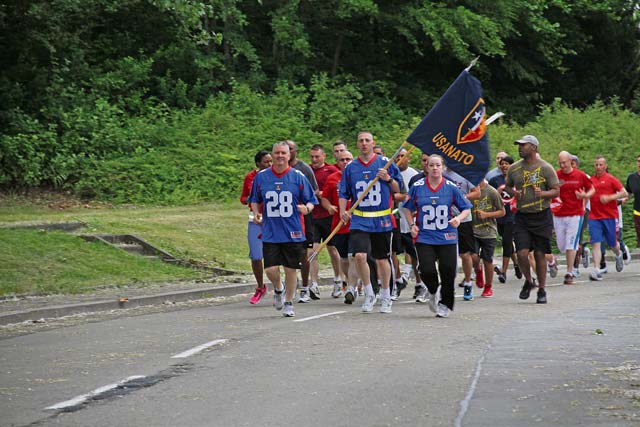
[410,223,415,227]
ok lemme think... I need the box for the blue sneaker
[463,284,473,301]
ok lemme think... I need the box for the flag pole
[465,56,480,72]
[307,143,417,262]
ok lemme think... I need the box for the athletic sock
[364,284,374,297]
[380,288,391,299]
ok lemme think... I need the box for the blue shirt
[249,166,318,243]
[403,177,472,245]
[339,154,402,232]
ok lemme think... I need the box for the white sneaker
[390,287,399,301]
[361,294,376,313]
[380,298,393,313]
[331,282,343,298]
[589,269,603,281]
[415,285,429,304]
[282,302,295,317]
[574,268,581,278]
[623,245,631,265]
[436,303,450,318]
[298,288,311,303]
[428,289,441,314]
[582,247,591,269]
[273,290,284,310]
[375,293,380,305]
[615,254,624,272]
[309,282,320,300]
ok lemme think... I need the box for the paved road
[1,263,639,427]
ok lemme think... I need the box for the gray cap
[514,135,539,147]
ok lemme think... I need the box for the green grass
[0,199,333,296]
[0,228,202,295]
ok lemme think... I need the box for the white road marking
[293,311,347,322]
[454,340,493,427]
[45,375,145,410]
[171,339,227,359]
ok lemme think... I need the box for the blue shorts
[248,221,263,260]
[588,218,618,248]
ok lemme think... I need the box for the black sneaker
[536,288,547,304]
[413,285,422,299]
[457,280,466,288]
[397,277,408,293]
[344,290,355,304]
[519,280,534,300]
[514,264,523,280]
[494,266,507,284]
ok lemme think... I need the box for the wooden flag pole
[307,143,417,262]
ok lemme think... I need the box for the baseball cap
[514,135,539,146]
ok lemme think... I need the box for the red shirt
[312,163,339,219]
[555,168,593,217]
[590,172,624,219]
[323,171,350,234]
[240,169,258,210]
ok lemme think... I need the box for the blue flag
[406,70,490,186]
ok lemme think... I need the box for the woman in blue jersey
[402,154,472,318]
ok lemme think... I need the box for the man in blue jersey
[249,141,319,317]
[338,131,402,313]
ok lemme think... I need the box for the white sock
[364,284,374,297]
[381,288,391,299]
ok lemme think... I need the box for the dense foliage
[1,0,639,197]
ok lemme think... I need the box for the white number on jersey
[355,181,381,207]
[265,191,294,217]
[421,205,449,230]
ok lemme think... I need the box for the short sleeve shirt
[555,168,593,217]
[505,158,559,213]
[472,184,503,239]
[590,172,624,220]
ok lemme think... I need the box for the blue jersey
[403,177,472,245]
[339,154,402,232]
[249,166,318,243]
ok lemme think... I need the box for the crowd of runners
[240,133,640,318]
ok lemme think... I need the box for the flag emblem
[457,99,486,144]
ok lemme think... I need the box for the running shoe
[582,247,591,269]
[250,286,267,304]
[475,265,484,288]
[331,281,343,298]
[598,265,608,274]
[589,269,603,281]
[623,244,631,265]
[361,294,376,313]
[436,303,450,318]
[273,289,284,310]
[282,301,295,317]
[396,277,408,294]
[615,253,624,272]
[415,285,429,304]
[309,282,320,300]
[344,289,356,304]
[298,288,311,303]
[536,288,547,304]
[519,280,534,300]
[574,268,581,278]
[380,298,393,314]
[428,289,441,314]
[494,266,506,283]
[463,284,473,301]
[414,285,423,297]
[563,273,574,285]
[481,286,493,298]
[514,264,523,279]
[548,257,558,278]
[390,286,400,301]
[458,280,467,288]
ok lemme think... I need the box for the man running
[339,131,401,313]
[504,135,559,304]
[249,141,318,317]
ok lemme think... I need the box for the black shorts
[400,232,417,258]
[475,237,496,262]
[457,221,475,254]
[330,233,350,259]
[513,209,553,254]
[263,242,306,269]
[391,225,402,253]
[312,217,333,244]
[349,230,392,260]
[497,222,515,257]
[303,214,314,248]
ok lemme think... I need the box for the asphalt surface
[0,255,639,427]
